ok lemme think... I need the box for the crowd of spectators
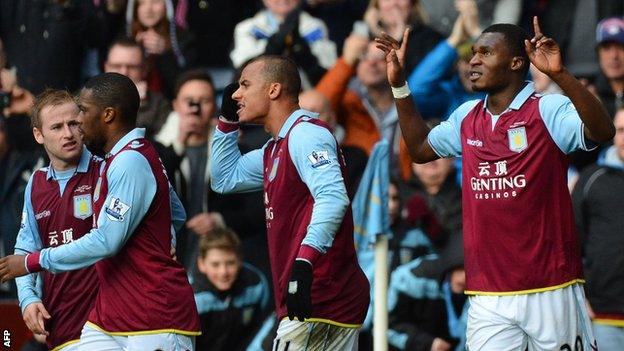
[1,0,624,350]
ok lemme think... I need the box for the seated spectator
[230,0,337,86]
[364,0,443,72]
[126,0,196,99]
[316,33,413,180]
[408,10,484,121]
[104,38,172,138]
[387,253,467,351]
[193,227,270,351]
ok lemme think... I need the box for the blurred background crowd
[1,0,624,350]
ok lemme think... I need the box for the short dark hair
[173,68,215,98]
[107,37,144,57]
[83,72,140,127]
[482,23,530,76]
[246,55,301,101]
[31,89,76,129]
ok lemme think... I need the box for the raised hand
[525,16,563,76]
[374,28,410,87]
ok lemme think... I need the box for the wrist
[217,118,240,133]
[297,245,322,266]
[391,82,411,99]
[25,252,42,273]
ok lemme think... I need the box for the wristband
[391,82,411,99]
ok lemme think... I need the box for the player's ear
[268,82,282,100]
[510,56,525,73]
[102,107,116,124]
[33,127,44,145]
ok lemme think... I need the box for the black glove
[220,82,239,122]
[286,259,313,321]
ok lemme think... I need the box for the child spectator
[193,227,270,351]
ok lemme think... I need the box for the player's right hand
[220,82,240,123]
[23,302,51,336]
[374,28,410,88]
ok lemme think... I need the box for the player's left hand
[525,16,563,76]
[0,254,28,283]
[286,259,313,321]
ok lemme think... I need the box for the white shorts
[56,340,80,351]
[272,319,360,351]
[466,283,597,351]
[77,323,195,351]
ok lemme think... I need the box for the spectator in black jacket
[572,108,624,351]
[193,227,270,351]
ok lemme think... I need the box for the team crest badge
[268,157,279,181]
[73,194,93,220]
[507,127,528,153]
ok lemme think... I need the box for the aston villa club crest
[268,157,279,181]
[73,194,93,220]
[507,127,528,153]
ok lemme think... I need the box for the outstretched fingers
[531,16,544,43]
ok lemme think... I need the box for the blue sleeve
[210,127,265,194]
[408,41,458,118]
[427,100,479,157]
[538,94,596,153]
[169,183,186,248]
[288,122,350,254]
[14,176,43,313]
[39,151,157,272]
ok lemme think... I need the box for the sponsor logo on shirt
[105,197,131,222]
[467,138,483,147]
[307,150,331,169]
[35,210,51,220]
[74,184,92,193]
[470,160,527,200]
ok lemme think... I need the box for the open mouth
[62,140,78,150]
[237,102,245,115]
[469,71,482,82]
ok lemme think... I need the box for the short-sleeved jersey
[428,83,588,295]
[89,138,200,334]
[263,117,370,325]
[29,155,101,350]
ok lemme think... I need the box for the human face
[377,0,411,27]
[469,32,516,93]
[263,0,300,20]
[33,102,83,170]
[388,183,401,224]
[357,43,388,88]
[137,0,166,28]
[412,157,454,194]
[104,46,144,83]
[614,110,624,161]
[173,79,216,130]
[233,61,272,124]
[198,248,241,292]
[598,42,624,81]
[77,89,107,155]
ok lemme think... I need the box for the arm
[288,123,349,263]
[526,16,615,143]
[14,177,43,312]
[209,122,265,194]
[375,29,441,163]
[169,183,186,248]
[32,151,157,273]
